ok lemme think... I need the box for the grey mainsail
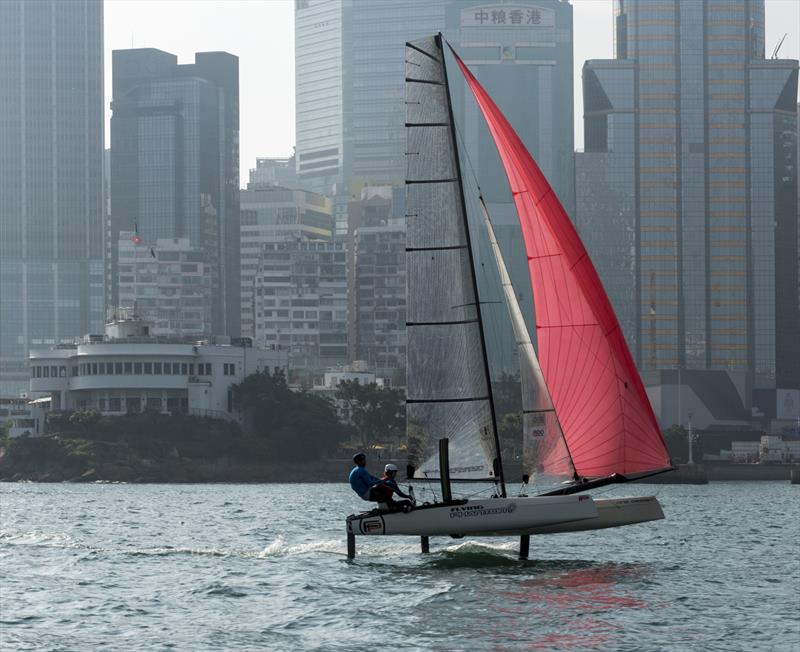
[404,36,501,488]
[477,198,576,486]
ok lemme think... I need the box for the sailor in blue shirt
[349,452,393,506]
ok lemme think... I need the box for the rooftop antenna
[771,33,787,59]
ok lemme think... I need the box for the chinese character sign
[461,4,554,29]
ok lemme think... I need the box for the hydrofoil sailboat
[346,35,673,558]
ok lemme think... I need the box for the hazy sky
[104,0,800,182]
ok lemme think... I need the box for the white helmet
[384,463,399,473]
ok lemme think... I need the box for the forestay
[404,36,498,484]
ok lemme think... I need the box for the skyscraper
[576,0,798,425]
[110,49,240,337]
[294,1,574,207]
[0,0,105,396]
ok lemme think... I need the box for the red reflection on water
[484,563,651,650]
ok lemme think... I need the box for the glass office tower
[110,49,240,337]
[576,0,798,424]
[0,0,105,396]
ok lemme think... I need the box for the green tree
[336,380,405,449]
[68,410,101,434]
[234,369,345,459]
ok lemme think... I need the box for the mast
[436,34,506,498]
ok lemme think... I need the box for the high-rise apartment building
[248,156,298,190]
[576,0,798,426]
[240,186,333,341]
[117,235,212,338]
[0,0,105,396]
[110,49,240,337]
[347,190,406,378]
[252,241,348,378]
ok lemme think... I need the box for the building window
[127,397,141,413]
[134,362,142,374]
[91,363,98,375]
[115,362,123,374]
[144,362,152,375]
[188,363,195,375]
[181,363,188,375]
[146,397,161,412]
[59,367,66,378]
[109,397,121,412]
[98,398,106,412]
[154,362,162,375]
[43,367,50,378]
[124,362,133,374]
[173,362,181,374]
[51,366,58,377]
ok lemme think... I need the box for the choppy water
[1,482,798,651]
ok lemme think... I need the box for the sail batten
[450,44,671,478]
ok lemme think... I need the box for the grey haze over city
[2,3,800,650]
[1,0,799,436]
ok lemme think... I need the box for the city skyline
[104,0,800,179]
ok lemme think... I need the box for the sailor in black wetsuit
[380,464,414,513]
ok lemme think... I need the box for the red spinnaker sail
[451,46,671,478]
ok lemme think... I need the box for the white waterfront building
[28,312,287,420]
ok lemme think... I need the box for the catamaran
[346,35,673,559]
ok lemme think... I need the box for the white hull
[516,496,664,535]
[347,495,597,537]
[346,495,664,538]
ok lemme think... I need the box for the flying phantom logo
[449,503,517,519]
[360,518,384,534]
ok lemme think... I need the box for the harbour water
[1,482,798,651]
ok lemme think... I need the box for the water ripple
[1,482,798,651]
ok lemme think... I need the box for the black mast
[436,33,506,498]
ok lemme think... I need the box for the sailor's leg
[347,529,356,559]
[519,535,530,560]
[420,536,430,554]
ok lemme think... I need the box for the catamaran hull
[347,495,664,538]
[512,496,665,535]
[347,495,597,537]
